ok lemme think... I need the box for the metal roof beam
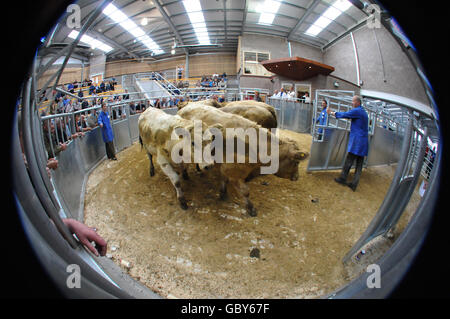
[153,0,187,53]
[223,0,227,41]
[89,30,140,59]
[241,0,247,35]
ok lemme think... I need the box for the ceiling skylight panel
[259,13,275,25]
[183,0,202,12]
[107,9,128,24]
[67,30,113,53]
[305,24,323,36]
[322,6,342,20]
[102,3,163,55]
[332,0,352,12]
[188,11,204,23]
[182,0,211,45]
[314,16,333,29]
[257,0,281,25]
[304,0,353,37]
[119,19,138,31]
[129,28,146,38]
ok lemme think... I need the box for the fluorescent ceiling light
[304,0,352,37]
[182,0,210,45]
[257,0,281,25]
[103,3,164,55]
[67,30,113,53]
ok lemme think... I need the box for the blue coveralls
[97,111,114,143]
[98,110,116,159]
[334,105,369,189]
[316,108,328,135]
[335,105,369,157]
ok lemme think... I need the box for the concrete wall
[89,54,106,78]
[240,32,324,63]
[323,24,428,104]
[323,34,357,85]
[105,53,236,79]
[239,73,360,102]
[37,64,90,90]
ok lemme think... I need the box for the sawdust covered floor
[84,130,412,299]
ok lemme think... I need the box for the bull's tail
[139,135,143,150]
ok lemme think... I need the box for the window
[243,51,272,76]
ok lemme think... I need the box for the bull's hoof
[150,168,155,177]
[179,198,188,210]
[182,170,189,180]
[247,206,257,217]
[219,191,227,201]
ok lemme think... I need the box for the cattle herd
[138,100,309,217]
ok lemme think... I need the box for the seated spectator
[67,82,74,94]
[89,83,96,95]
[154,98,161,109]
[64,99,74,113]
[49,101,58,115]
[81,99,90,110]
[303,92,311,103]
[42,119,67,159]
[123,89,130,100]
[254,91,262,102]
[129,102,136,115]
[75,114,92,133]
[86,110,98,128]
[17,111,107,257]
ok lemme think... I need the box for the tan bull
[178,98,223,110]
[138,107,223,210]
[177,103,308,216]
[220,101,278,129]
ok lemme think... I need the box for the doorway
[295,83,311,100]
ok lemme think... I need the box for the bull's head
[275,142,309,181]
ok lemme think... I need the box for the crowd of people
[271,87,311,103]
[196,73,227,89]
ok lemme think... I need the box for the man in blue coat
[98,102,117,160]
[328,95,368,191]
[316,100,328,140]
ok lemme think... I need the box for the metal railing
[266,97,313,133]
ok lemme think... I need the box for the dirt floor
[84,130,420,299]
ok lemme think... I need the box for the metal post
[40,0,112,101]
[21,77,78,248]
[185,53,189,79]
[342,119,414,263]
[350,32,361,86]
